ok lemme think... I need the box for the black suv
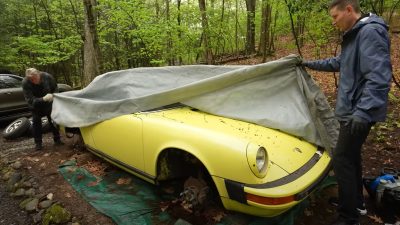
[0,74,72,122]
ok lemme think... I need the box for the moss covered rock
[42,203,71,225]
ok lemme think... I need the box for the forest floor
[0,34,399,225]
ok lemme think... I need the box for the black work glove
[348,116,369,135]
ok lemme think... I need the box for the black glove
[348,116,369,135]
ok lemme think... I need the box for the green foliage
[0,0,398,85]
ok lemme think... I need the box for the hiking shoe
[329,197,367,216]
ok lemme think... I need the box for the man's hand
[43,93,53,102]
[349,116,369,135]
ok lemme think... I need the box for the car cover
[51,55,339,152]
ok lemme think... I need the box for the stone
[39,200,52,209]
[13,188,26,197]
[33,210,44,223]
[8,172,22,186]
[22,181,33,188]
[46,193,54,200]
[42,204,71,225]
[2,171,12,181]
[19,198,33,209]
[25,188,36,197]
[25,198,39,212]
[11,161,22,169]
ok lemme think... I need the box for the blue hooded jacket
[305,14,392,122]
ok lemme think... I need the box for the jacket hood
[350,13,389,33]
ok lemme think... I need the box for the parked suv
[0,74,72,122]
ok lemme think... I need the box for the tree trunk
[166,0,174,66]
[235,0,239,57]
[198,0,214,64]
[82,0,101,86]
[259,0,272,62]
[245,0,256,55]
[177,0,183,65]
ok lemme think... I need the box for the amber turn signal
[246,193,295,205]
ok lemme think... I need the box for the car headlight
[246,143,268,178]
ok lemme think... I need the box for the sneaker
[35,143,43,150]
[329,197,367,216]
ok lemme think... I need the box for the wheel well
[156,148,208,181]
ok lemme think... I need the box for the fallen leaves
[116,177,131,185]
[82,160,108,177]
[367,214,383,223]
[87,180,100,187]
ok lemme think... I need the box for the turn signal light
[246,193,295,205]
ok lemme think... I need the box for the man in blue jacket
[302,0,392,224]
[22,68,64,150]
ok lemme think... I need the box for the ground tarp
[51,55,338,152]
[58,160,338,225]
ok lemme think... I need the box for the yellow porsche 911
[75,103,331,217]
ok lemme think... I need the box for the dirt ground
[1,34,400,225]
[1,89,399,225]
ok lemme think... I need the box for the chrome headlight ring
[246,143,268,178]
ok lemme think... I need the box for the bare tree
[82,0,101,86]
[259,0,272,62]
[245,0,256,55]
[198,0,214,64]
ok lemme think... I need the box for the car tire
[2,117,31,139]
[28,117,51,136]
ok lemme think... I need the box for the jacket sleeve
[304,56,341,72]
[353,24,392,121]
[42,72,58,93]
[22,80,44,108]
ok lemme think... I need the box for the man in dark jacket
[22,68,64,150]
[302,0,392,225]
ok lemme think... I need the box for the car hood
[139,106,319,174]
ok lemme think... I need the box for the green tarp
[59,160,336,225]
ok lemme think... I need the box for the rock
[47,193,54,200]
[39,200,52,209]
[8,172,22,187]
[2,171,12,181]
[25,188,36,197]
[25,198,39,212]
[42,203,71,225]
[11,161,22,169]
[174,218,192,225]
[33,209,45,223]
[22,181,33,188]
[13,188,26,197]
[19,198,33,209]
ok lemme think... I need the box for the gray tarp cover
[51,55,338,152]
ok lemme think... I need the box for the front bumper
[221,146,331,217]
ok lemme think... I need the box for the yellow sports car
[74,103,331,217]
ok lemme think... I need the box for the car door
[90,115,145,172]
[0,75,28,118]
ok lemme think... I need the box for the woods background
[0,0,399,87]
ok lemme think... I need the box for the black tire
[28,117,51,136]
[2,117,31,139]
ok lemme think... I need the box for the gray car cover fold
[51,54,339,153]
